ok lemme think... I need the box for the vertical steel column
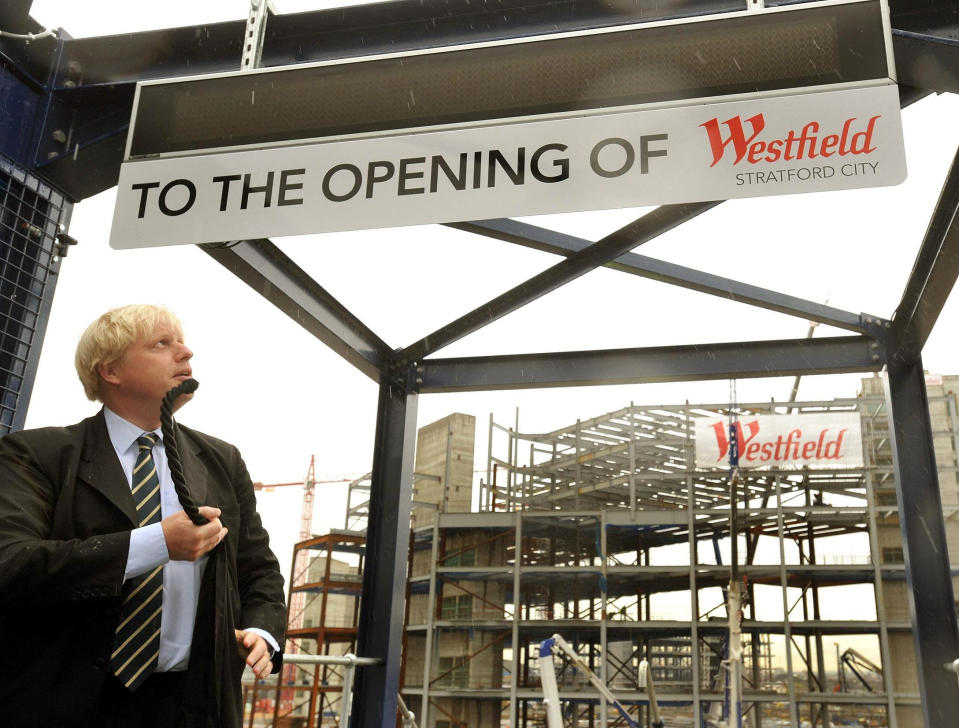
[775,476,799,726]
[528,442,534,505]
[599,511,608,728]
[806,529,829,728]
[509,512,522,728]
[575,420,582,510]
[628,404,637,515]
[420,521,440,725]
[683,402,702,722]
[884,356,959,726]
[352,377,418,728]
[507,424,515,511]
[860,397,899,727]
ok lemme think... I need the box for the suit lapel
[177,425,209,508]
[77,410,137,525]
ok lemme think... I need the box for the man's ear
[98,361,120,386]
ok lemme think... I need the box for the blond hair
[75,304,182,401]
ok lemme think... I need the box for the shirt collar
[103,406,164,454]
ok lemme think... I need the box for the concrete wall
[412,413,476,528]
[303,556,359,630]
[862,374,959,728]
[429,698,501,728]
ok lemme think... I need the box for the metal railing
[275,654,417,728]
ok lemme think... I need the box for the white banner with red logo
[694,413,863,469]
[110,82,905,249]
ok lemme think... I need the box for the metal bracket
[241,0,275,72]
[947,658,959,689]
[381,356,420,393]
[859,313,892,361]
[53,231,78,258]
[409,362,424,393]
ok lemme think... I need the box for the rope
[160,378,207,524]
[0,27,57,40]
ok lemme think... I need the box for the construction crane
[254,456,317,631]
[539,633,640,728]
[253,457,362,629]
[254,456,318,634]
[839,647,883,693]
[637,659,664,728]
[253,457,362,725]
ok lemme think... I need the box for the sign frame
[122,0,898,161]
[110,0,904,249]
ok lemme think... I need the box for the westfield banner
[109,84,905,249]
[109,0,904,249]
[694,413,863,469]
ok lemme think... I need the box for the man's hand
[161,506,227,561]
[235,629,273,679]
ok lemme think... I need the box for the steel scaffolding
[402,378,959,728]
[4,1,957,722]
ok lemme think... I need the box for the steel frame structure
[2,0,958,724]
[0,157,71,434]
[279,531,367,727]
[419,388,957,727]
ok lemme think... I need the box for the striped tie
[110,432,164,691]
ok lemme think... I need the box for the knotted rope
[160,378,207,525]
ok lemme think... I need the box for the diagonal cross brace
[398,202,718,364]
[447,217,874,334]
[890,144,959,362]
[201,239,391,380]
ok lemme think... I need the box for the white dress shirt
[105,407,278,671]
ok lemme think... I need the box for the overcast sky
[22,0,959,574]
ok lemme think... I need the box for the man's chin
[171,391,195,413]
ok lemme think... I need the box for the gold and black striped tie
[110,432,164,690]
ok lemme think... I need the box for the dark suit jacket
[0,411,286,728]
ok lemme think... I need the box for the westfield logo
[708,419,850,464]
[700,113,881,167]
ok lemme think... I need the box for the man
[0,304,286,727]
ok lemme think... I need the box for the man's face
[108,320,194,407]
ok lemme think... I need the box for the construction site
[1,0,956,726]
[247,373,959,728]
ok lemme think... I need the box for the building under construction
[281,374,959,728]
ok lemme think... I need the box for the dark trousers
[91,671,187,728]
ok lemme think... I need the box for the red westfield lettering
[709,419,849,463]
[700,113,881,167]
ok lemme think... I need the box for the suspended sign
[110,0,904,249]
[694,413,864,469]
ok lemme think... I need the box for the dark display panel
[129,1,888,158]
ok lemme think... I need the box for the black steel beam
[31,82,135,202]
[883,355,959,725]
[890,0,959,94]
[416,335,883,393]
[447,217,876,334]
[25,0,739,200]
[43,0,958,92]
[200,239,390,380]
[21,0,954,200]
[890,144,959,363]
[53,0,738,87]
[399,203,716,363]
[0,9,55,88]
[893,31,959,95]
[352,378,418,728]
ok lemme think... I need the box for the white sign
[109,83,905,249]
[694,413,863,469]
